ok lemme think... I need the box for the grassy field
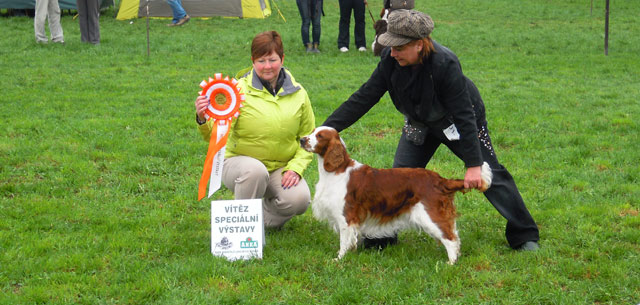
[1,0,639,304]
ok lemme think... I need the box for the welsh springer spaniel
[300,126,492,264]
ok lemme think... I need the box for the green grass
[1,0,639,304]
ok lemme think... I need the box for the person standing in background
[166,0,190,27]
[296,0,324,53]
[76,0,100,44]
[34,0,64,44]
[337,0,366,52]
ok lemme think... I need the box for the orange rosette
[198,73,245,201]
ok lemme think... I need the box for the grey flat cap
[378,9,434,47]
[387,0,414,10]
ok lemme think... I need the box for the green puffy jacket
[198,67,316,176]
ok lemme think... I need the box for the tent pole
[146,0,150,57]
[604,0,609,55]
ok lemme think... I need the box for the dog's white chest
[311,159,360,230]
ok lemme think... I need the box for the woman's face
[252,51,283,83]
[390,40,422,66]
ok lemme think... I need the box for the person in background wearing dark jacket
[337,0,367,52]
[296,0,323,53]
[323,9,540,251]
[76,0,100,44]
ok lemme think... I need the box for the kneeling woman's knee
[222,156,270,198]
[277,190,311,216]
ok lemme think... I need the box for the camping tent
[0,0,112,10]
[116,0,270,20]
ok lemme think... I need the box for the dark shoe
[305,43,313,53]
[176,15,190,26]
[517,241,540,251]
[363,236,398,250]
[311,42,320,53]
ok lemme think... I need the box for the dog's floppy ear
[323,139,345,172]
[374,20,387,35]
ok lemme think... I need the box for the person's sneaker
[517,241,540,251]
[311,43,320,53]
[176,15,190,26]
[358,46,367,52]
[339,47,349,53]
[167,22,177,27]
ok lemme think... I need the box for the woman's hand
[281,170,301,189]
[195,95,209,121]
[464,166,484,190]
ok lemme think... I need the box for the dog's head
[300,126,350,172]
[372,18,388,56]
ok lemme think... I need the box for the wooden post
[146,0,150,57]
[604,0,609,55]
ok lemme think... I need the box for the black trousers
[393,123,540,248]
[337,0,366,49]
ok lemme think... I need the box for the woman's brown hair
[251,31,284,61]
[416,36,435,64]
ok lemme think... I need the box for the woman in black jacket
[323,9,540,251]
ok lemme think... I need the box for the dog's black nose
[300,138,307,146]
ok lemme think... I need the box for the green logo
[240,237,258,249]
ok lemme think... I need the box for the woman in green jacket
[195,31,316,228]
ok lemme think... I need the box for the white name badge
[443,123,460,141]
[211,199,264,261]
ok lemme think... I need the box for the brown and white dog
[371,9,389,56]
[300,126,492,264]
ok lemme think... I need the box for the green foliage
[1,0,639,304]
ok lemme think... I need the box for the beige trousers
[34,0,64,43]
[222,156,310,228]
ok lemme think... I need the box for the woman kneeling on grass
[195,31,316,229]
[322,9,540,251]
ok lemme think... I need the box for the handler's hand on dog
[464,166,484,190]
[195,95,209,121]
[281,170,300,189]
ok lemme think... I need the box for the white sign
[211,199,264,261]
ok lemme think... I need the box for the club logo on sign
[240,237,259,249]
[215,237,233,250]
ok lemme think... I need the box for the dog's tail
[444,162,493,193]
[478,162,493,192]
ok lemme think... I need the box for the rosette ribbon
[198,73,245,200]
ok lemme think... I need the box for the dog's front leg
[336,225,359,260]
